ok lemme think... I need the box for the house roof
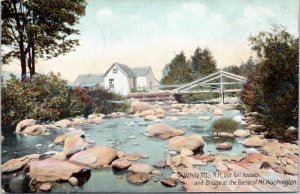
[104,62,136,78]
[115,63,136,77]
[131,66,151,77]
[74,74,104,87]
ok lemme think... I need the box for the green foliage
[191,47,218,78]
[2,73,70,126]
[162,48,218,85]
[69,87,93,117]
[223,57,256,77]
[185,93,220,102]
[242,26,298,127]
[1,73,129,128]
[161,51,193,85]
[211,118,239,134]
[88,88,129,114]
[1,0,87,77]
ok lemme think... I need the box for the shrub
[88,88,129,114]
[68,87,93,117]
[1,73,71,127]
[1,73,130,129]
[211,118,239,135]
[185,93,220,102]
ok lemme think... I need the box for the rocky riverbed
[1,99,298,192]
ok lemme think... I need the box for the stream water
[2,108,246,192]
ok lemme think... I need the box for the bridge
[128,71,247,104]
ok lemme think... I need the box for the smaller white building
[74,74,104,90]
[131,66,160,92]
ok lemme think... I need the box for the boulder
[132,102,151,112]
[153,160,166,168]
[92,117,103,124]
[140,110,155,117]
[182,157,207,167]
[68,177,78,186]
[22,125,48,135]
[63,136,87,156]
[146,123,185,139]
[87,114,97,119]
[215,161,228,172]
[29,158,90,182]
[169,134,205,151]
[51,152,66,161]
[246,124,267,132]
[154,108,166,115]
[144,115,157,121]
[243,137,267,147]
[180,148,193,156]
[54,130,85,144]
[69,146,117,168]
[151,170,163,176]
[283,165,298,175]
[216,142,232,150]
[213,109,223,116]
[112,158,131,171]
[127,173,150,184]
[117,151,125,158]
[160,178,178,187]
[125,154,141,161]
[39,182,53,192]
[2,154,40,173]
[16,119,36,133]
[234,129,250,138]
[216,132,234,138]
[72,117,86,125]
[198,116,210,121]
[55,119,72,128]
[128,163,152,174]
[244,153,265,163]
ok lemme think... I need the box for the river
[2,106,246,192]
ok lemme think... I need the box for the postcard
[1,0,298,193]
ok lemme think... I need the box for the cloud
[167,2,207,27]
[244,5,275,20]
[182,2,207,15]
[96,8,116,23]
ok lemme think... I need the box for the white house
[103,62,136,95]
[74,62,160,95]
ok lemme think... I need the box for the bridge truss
[171,71,247,104]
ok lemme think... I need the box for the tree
[191,47,217,78]
[239,56,256,76]
[201,48,217,76]
[2,0,87,78]
[191,47,202,75]
[161,52,193,85]
[242,26,298,126]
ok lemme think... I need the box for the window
[113,68,118,74]
[109,78,114,89]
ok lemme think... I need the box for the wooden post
[220,72,224,104]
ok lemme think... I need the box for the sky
[2,0,299,81]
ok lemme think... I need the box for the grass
[211,117,239,134]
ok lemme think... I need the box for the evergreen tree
[161,52,192,85]
[200,48,217,76]
[191,47,217,78]
[191,47,203,74]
